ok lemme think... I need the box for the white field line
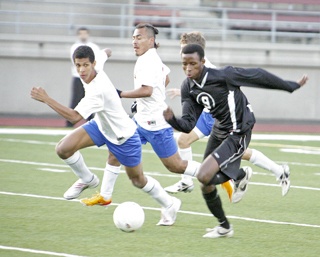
[0,245,88,257]
[2,137,320,167]
[1,158,320,191]
[1,128,320,141]
[1,191,320,229]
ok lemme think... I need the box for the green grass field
[1,128,319,257]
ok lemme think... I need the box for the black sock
[202,188,230,229]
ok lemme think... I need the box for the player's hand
[163,107,174,121]
[297,74,308,87]
[166,88,181,99]
[103,48,112,58]
[30,87,49,103]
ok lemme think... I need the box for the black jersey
[167,66,301,134]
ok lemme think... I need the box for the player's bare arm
[165,75,170,87]
[297,74,308,87]
[30,86,83,124]
[119,85,153,98]
[166,88,181,99]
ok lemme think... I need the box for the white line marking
[38,168,69,173]
[1,191,319,228]
[280,148,320,155]
[1,128,320,141]
[1,158,320,191]
[0,245,88,257]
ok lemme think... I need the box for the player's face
[132,28,154,56]
[74,58,96,84]
[78,30,89,43]
[181,52,205,80]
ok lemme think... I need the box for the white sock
[179,147,193,184]
[142,175,173,208]
[183,160,201,178]
[63,151,94,183]
[249,149,283,178]
[100,164,121,200]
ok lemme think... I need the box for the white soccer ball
[113,202,145,232]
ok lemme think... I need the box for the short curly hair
[180,31,206,49]
[72,45,95,63]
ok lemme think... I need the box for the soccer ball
[113,202,145,232]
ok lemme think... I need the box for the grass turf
[0,129,319,257]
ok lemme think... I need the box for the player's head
[132,23,159,56]
[73,45,96,83]
[180,31,206,50]
[181,44,205,80]
[77,27,90,43]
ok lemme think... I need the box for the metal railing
[0,0,319,44]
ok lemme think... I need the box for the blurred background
[0,0,319,129]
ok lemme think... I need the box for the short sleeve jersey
[133,48,171,131]
[75,70,137,145]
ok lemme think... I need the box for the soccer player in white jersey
[119,24,201,182]
[164,31,290,199]
[30,45,180,226]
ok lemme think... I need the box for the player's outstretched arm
[30,87,83,124]
[297,74,308,87]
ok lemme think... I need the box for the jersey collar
[190,66,209,89]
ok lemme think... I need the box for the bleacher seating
[203,0,320,11]
[228,11,320,33]
[133,2,181,28]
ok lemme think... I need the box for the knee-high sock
[142,175,173,208]
[203,188,230,229]
[100,164,121,199]
[179,147,193,184]
[63,151,94,183]
[249,149,283,179]
[183,160,201,178]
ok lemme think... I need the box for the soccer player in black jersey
[163,43,308,238]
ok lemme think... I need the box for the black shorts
[204,129,252,181]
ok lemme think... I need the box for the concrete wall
[0,36,319,122]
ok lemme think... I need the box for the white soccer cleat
[164,180,194,194]
[63,174,99,200]
[279,164,290,196]
[231,166,253,204]
[203,225,234,238]
[157,197,181,226]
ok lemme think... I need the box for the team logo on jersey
[196,92,215,110]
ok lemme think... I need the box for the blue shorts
[194,111,215,137]
[82,120,141,167]
[134,121,177,158]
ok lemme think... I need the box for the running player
[163,44,308,238]
[165,31,290,199]
[30,45,180,226]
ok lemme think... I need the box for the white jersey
[70,41,107,77]
[75,70,137,145]
[133,48,171,131]
[204,57,216,69]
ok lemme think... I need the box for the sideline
[1,128,320,141]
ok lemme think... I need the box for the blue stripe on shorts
[82,120,141,167]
